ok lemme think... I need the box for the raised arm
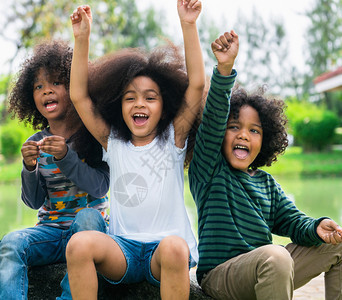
[70,5,110,150]
[174,0,205,148]
[189,31,238,184]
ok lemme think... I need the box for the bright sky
[0,0,312,74]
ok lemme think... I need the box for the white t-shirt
[103,124,198,263]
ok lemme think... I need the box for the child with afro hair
[0,40,109,300]
[189,31,342,300]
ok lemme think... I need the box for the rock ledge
[28,263,212,299]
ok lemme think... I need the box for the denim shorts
[103,235,161,287]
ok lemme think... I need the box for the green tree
[0,0,165,117]
[1,0,165,57]
[0,75,10,123]
[303,0,342,115]
[305,0,342,78]
[87,0,165,54]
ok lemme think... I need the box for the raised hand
[38,136,68,161]
[70,5,92,39]
[317,219,342,245]
[211,30,239,76]
[21,141,40,171]
[177,0,202,24]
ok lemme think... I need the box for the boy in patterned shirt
[0,40,109,300]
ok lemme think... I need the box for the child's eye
[53,81,61,86]
[227,125,238,130]
[124,97,135,101]
[34,85,42,90]
[251,128,262,134]
[146,97,156,101]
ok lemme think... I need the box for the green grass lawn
[0,157,22,182]
[262,146,342,177]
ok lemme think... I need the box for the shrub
[293,109,338,152]
[0,120,36,159]
[286,99,339,152]
[1,125,24,158]
[333,127,342,145]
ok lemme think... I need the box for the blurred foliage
[0,75,9,95]
[1,0,165,55]
[302,0,342,97]
[0,118,36,159]
[197,14,221,73]
[286,99,339,151]
[0,75,10,123]
[324,91,342,120]
[0,0,166,118]
[264,146,342,177]
[305,0,342,78]
[1,0,342,157]
[333,127,342,144]
[233,8,290,95]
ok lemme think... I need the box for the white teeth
[235,145,248,150]
[133,114,148,118]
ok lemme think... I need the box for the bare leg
[151,235,190,300]
[66,231,127,300]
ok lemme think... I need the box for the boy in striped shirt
[189,30,342,300]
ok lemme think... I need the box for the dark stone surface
[28,263,212,299]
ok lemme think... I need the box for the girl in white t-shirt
[67,1,205,299]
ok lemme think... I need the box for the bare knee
[66,231,95,263]
[158,236,190,268]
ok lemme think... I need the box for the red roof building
[314,66,342,93]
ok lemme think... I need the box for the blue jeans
[0,208,107,300]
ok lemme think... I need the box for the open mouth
[133,113,149,126]
[45,100,58,112]
[233,145,249,159]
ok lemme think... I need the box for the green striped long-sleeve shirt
[188,67,324,283]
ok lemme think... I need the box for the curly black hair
[229,86,288,169]
[88,43,199,166]
[8,40,74,130]
[7,40,105,168]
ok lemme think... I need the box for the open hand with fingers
[211,30,239,76]
[317,218,342,245]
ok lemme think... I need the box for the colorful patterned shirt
[21,129,109,228]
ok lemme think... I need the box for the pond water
[1,176,342,240]
[0,180,38,239]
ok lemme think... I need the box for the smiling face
[121,76,163,146]
[33,68,70,123]
[222,105,263,174]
